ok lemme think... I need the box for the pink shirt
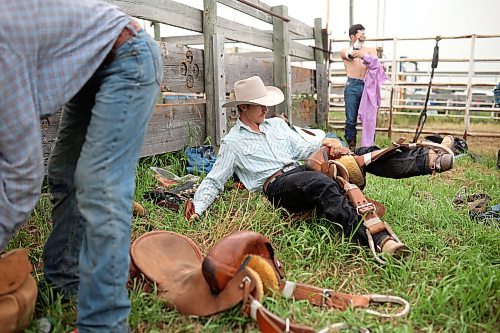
[358,54,388,147]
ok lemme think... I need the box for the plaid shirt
[0,0,130,249]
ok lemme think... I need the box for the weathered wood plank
[203,0,217,143]
[314,18,328,127]
[218,0,273,24]
[224,54,274,89]
[218,17,273,50]
[291,97,317,127]
[291,67,315,95]
[41,104,206,171]
[159,42,205,93]
[161,35,204,45]
[288,18,314,39]
[272,5,291,119]
[218,0,313,38]
[290,40,315,60]
[223,51,303,63]
[141,104,206,156]
[224,54,315,96]
[213,34,227,144]
[109,0,203,32]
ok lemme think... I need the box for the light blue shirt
[193,118,322,215]
[0,0,130,249]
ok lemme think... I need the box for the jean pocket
[146,39,163,86]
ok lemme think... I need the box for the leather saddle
[130,230,409,332]
[0,249,38,333]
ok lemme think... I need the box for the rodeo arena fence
[329,34,500,140]
[41,0,500,165]
[41,0,330,164]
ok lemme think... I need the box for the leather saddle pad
[130,231,258,316]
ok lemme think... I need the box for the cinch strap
[250,299,263,320]
[281,281,296,298]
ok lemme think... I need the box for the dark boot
[348,138,356,151]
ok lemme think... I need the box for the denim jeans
[264,147,431,246]
[43,28,162,333]
[344,78,365,142]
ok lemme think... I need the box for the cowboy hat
[292,125,326,143]
[222,76,284,108]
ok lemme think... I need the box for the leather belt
[262,164,298,193]
[104,20,143,65]
[113,20,143,50]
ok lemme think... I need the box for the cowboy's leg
[74,31,161,333]
[344,79,364,146]
[356,146,436,178]
[265,167,388,246]
[44,77,97,299]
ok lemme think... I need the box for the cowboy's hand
[184,200,198,221]
[322,138,348,157]
[351,50,362,58]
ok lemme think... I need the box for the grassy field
[8,133,500,333]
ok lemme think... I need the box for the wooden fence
[41,0,329,165]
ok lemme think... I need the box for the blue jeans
[344,78,364,142]
[43,28,162,333]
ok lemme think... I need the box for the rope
[413,36,441,143]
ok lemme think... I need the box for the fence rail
[329,33,500,139]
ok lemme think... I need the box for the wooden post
[272,5,291,122]
[314,18,328,128]
[153,21,163,104]
[464,34,476,140]
[388,37,398,139]
[213,33,227,144]
[153,22,161,41]
[203,0,217,144]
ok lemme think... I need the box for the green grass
[9,146,500,333]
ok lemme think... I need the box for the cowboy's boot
[380,238,410,258]
[428,135,454,173]
[348,138,356,151]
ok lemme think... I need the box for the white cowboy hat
[222,76,284,108]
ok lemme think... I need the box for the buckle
[356,202,376,215]
[282,164,296,173]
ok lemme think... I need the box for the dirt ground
[463,136,500,158]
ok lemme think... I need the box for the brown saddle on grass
[130,230,409,332]
[0,249,38,333]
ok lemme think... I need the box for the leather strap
[243,282,409,332]
[282,282,370,310]
[112,20,143,51]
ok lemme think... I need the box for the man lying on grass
[186,76,454,259]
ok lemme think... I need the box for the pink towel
[358,54,388,147]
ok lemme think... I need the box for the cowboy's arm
[192,142,236,216]
[0,56,44,250]
[283,121,342,160]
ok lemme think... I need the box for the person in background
[340,24,378,150]
[186,76,454,260]
[0,0,162,331]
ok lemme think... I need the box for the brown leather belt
[262,164,298,193]
[113,20,143,50]
[104,20,143,65]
